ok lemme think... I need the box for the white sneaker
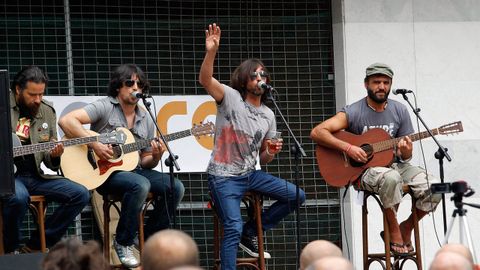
[113,239,140,268]
[239,235,272,259]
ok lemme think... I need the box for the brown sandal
[404,242,414,253]
[380,231,409,256]
[389,242,409,256]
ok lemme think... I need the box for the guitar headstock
[98,130,127,144]
[438,121,463,135]
[191,121,215,137]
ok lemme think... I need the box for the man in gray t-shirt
[311,63,441,255]
[59,64,184,268]
[199,23,305,270]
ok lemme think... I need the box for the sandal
[380,231,409,256]
[404,242,414,253]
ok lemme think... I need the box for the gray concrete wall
[332,1,480,268]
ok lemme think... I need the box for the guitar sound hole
[349,144,373,167]
[111,145,123,159]
[361,144,373,159]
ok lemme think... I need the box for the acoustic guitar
[315,121,463,187]
[11,130,125,173]
[61,122,215,190]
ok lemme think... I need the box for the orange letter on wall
[192,101,216,150]
[156,100,216,150]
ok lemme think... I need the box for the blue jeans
[2,175,90,252]
[208,170,305,270]
[96,168,184,246]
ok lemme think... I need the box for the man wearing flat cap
[311,63,441,255]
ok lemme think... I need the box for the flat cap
[366,62,393,78]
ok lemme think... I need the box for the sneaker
[239,235,271,259]
[113,239,140,268]
[7,249,21,255]
[132,236,140,250]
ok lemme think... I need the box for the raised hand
[205,23,221,52]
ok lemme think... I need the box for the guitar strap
[342,182,351,200]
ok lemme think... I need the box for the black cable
[341,185,351,260]
[410,92,442,248]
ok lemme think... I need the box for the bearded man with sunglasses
[59,64,184,268]
[199,23,305,270]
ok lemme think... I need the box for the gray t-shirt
[207,85,276,177]
[83,96,155,152]
[341,98,414,137]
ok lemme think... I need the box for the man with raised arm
[199,23,305,270]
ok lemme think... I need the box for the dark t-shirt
[341,98,414,138]
[14,111,38,175]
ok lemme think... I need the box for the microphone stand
[267,89,306,268]
[141,96,180,229]
[398,92,451,234]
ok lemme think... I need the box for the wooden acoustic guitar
[11,130,125,173]
[61,122,215,190]
[315,121,463,187]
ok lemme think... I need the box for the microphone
[131,91,152,99]
[392,89,413,95]
[257,81,273,91]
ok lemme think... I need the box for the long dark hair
[41,238,109,270]
[230,58,271,103]
[12,65,48,91]
[107,64,150,97]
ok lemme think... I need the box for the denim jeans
[2,175,90,252]
[208,170,305,270]
[96,168,184,246]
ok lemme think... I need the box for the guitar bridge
[342,152,349,167]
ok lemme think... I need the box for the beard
[18,94,40,117]
[367,88,389,104]
[247,85,265,97]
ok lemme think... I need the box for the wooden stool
[29,195,48,252]
[211,191,266,270]
[102,192,155,266]
[362,185,423,270]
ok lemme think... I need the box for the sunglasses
[249,71,269,80]
[123,79,145,89]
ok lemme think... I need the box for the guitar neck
[13,136,99,157]
[373,128,440,152]
[122,128,193,154]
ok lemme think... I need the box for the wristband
[344,144,352,153]
[397,155,412,163]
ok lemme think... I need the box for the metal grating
[0,1,339,269]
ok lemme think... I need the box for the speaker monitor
[0,69,14,197]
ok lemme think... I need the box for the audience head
[306,257,353,270]
[300,240,343,270]
[41,237,108,270]
[430,251,473,270]
[169,267,204,270]
[141,229,199,270]
[437,244,474,265]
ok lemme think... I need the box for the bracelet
[265,148,274,156]
[397,155,412,163]
[344,144,352,153]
